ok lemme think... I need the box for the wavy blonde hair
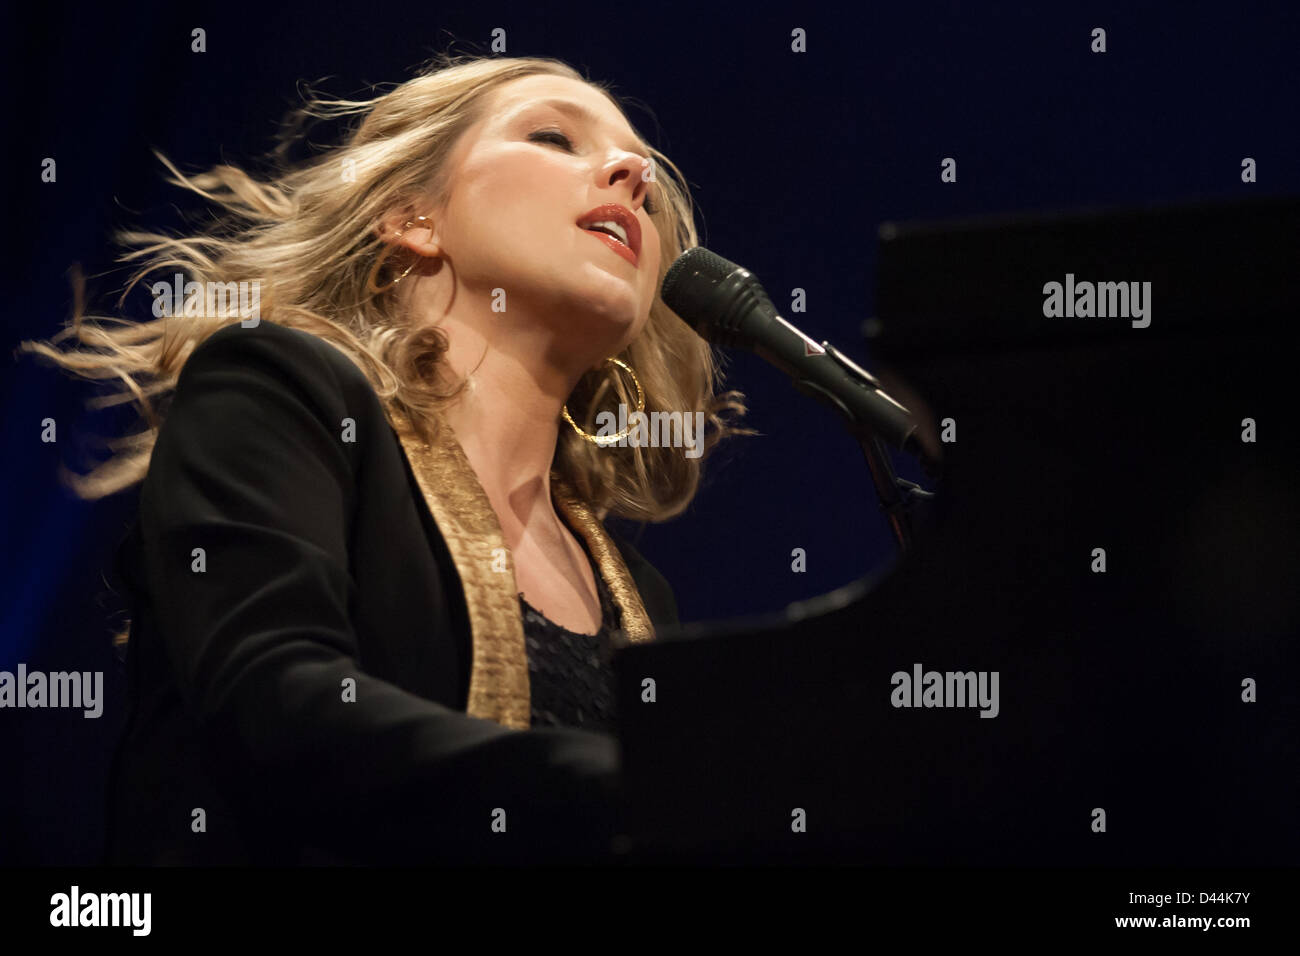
[19,53,751,527]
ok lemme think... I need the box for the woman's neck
[430,314,579,541]
[404,278,622,538]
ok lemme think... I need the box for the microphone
[661,247,922,456]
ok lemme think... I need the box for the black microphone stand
[787,343,936,554]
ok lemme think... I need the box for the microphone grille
[661,246,740,324]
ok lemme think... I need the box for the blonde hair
[18,53,751,527]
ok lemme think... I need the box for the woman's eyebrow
[521,98,651,158]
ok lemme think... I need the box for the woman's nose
[602,152,650,206]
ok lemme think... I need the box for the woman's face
[427,73,662,359]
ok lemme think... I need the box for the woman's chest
[510,538,603,635]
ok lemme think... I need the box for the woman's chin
[564,270,646,325]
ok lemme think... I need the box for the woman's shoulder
[183,319,371,389]
[173,319,382,426]
[144,319,393,503]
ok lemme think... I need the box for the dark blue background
[3,0,1296,863]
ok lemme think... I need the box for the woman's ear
[375,210,442,258]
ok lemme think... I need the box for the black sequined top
[520,547,622,735]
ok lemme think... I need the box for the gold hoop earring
[562,357,645,447]
[366,215,431,294]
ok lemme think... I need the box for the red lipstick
[576,203,642,267]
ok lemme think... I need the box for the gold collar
[384,403,654,730]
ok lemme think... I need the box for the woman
[20,54,749,865]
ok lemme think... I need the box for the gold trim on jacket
[384,403,654,730]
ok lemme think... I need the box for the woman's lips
[576,203,641,267]
[580,226,639,267]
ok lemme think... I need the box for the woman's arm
[136,324,620,863]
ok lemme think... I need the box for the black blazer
[103,319,680,866]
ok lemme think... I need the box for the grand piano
[613,196,1299,865]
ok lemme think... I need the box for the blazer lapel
[551,481,655,649]
[384,403,654,731]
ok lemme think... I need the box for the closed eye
[531,128,659,215]
[529,129,573,151]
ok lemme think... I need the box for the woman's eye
[530,127,659,215]
[529,129,573,151]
